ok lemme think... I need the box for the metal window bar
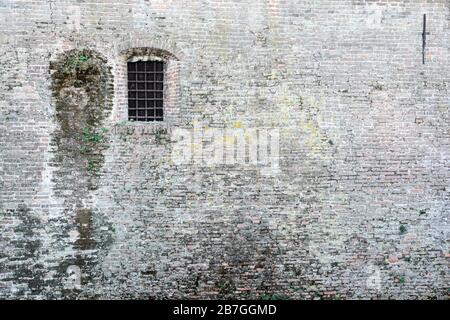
[128,61,164,121]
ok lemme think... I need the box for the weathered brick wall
[0,0,449,299]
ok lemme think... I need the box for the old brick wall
[0,0,449,299]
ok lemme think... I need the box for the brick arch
[115,37,184,61]
[120,47,179,62]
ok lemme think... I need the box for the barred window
[127,60,164,121]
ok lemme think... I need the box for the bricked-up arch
[50,49,113,191]
[117,47,181,124]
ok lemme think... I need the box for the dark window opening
[128,60,164,121]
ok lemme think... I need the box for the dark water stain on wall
[50,49,113,193]
[74,208,95,250]
[49,49,114,298]
[0,205,45,298]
